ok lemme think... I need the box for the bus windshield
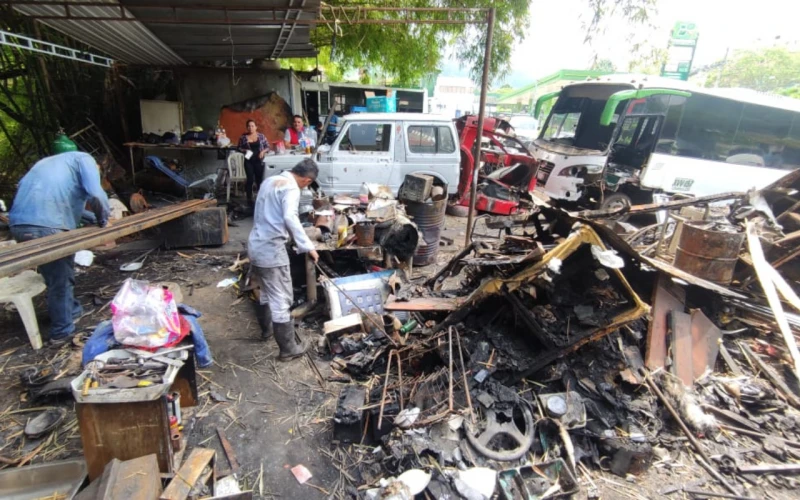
[539,85,630,152]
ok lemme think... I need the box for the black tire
[600,193,632,221]
[446,203,471,217]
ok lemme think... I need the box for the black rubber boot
[255,303,273,340]
[273,321,308,361]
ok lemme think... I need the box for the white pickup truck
[263,113,461,195]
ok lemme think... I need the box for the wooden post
[305,253,317,303]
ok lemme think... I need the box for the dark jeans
[10,225,82,339]
[244,159,265,203]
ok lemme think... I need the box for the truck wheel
[600,193,632,221]
[446,203,470,217]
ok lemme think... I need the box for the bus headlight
[585,164,604,174]
[557,165,600,177]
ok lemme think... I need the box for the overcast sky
[442,0,800,87]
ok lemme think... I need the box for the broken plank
[216,428,240,474]
[323,313,363,336]
[646,274,686,370]
[669,310,693,386]
[161,448,215,500]
[718,344,743,376]
[384,296,465,312]
[700,404,761,432]
[573,191,745,219]
[746,220,800,382]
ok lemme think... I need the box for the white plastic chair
[227,152,247,202]
[0,270,47,350]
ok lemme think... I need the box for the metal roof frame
[9,0,323,64]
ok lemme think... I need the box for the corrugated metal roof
[12,0,320,65]
[12,1,186,65]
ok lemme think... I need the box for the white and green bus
[530,75,800,210]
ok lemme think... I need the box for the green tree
[299,0,655,86]
[779,87,800,99]
[591,58,616,72]
[708,47,800,92]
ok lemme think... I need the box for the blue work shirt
[9,152,111,230]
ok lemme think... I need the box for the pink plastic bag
[110,279,182,348]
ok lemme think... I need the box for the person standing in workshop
[284,115,317,149]
[248,158,319,360]
[238,119,270,207]
[8,151,111,342]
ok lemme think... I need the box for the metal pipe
[19,16,485,25]
[465,7,495,245]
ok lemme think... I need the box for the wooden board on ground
[161,448,216,500]
[163,207,229,249]
[645,273,686,370]
[384,296,465,312]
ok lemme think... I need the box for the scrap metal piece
[434,226,649,380]
[538,391,586,429]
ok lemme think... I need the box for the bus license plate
[672,177,694,191]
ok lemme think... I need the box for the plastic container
[322,270,395,319]
[366,96,397,113]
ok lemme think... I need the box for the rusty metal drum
[404,197,447,266]
[673,222,745,285]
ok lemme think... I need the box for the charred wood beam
[424,241,475,290]
[503,290,556,350]
[573,191,746,219]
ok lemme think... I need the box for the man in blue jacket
[9,152,111,342]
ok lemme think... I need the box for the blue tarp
[82,304,213,368]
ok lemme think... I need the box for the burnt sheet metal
[645,274,686,370]
[435,226,649,376]
[669,310,693,386]
[690,309,722,379]
[454,225,646,312]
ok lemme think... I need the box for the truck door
[328,121,396,194]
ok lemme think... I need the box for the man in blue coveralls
[9,152,111,342]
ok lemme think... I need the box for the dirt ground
[0,214,793,499]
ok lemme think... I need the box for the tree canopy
[707,47,800,93]
[297,0,657,86]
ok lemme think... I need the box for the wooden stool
[0,270,47,349]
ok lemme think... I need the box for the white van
[264,113,461,195]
